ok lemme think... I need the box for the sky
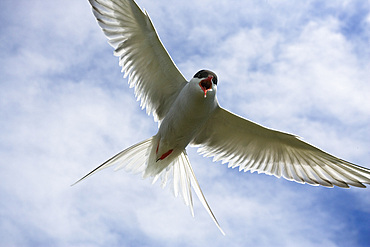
[0,0,370,246]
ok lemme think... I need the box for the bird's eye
[212,77,217,85]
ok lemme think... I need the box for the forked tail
[152,149,225,235]
[72,137,225,235]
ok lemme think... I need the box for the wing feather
[193,107,370,188]
[89,0,187,121]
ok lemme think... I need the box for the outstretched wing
[89,0,187,121]
[193,107,370,188]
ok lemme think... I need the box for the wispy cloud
[0,0,369,246]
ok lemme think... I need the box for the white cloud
[0,0,369,246]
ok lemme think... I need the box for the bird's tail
[72,137,153,185]
[152,148,225,235]
[72,136,225,235]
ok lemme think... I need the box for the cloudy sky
[1,0,370,246]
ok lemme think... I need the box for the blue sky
[1,0,370,246]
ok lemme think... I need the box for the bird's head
[191,69,218,98]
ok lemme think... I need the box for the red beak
[199,76,213,98]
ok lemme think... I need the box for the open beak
[199,76,213,98]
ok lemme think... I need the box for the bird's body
[148,75,218,176]
[75,0,370,234]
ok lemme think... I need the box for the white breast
[157,81,218,150]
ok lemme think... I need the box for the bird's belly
[145,82,217,176]
[157,87,216,150]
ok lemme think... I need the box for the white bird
[75,0,370,234]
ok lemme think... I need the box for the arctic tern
[75,0,370,234]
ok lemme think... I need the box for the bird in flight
[75,0,370,234]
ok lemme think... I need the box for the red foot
[158,149,173,161]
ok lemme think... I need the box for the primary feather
[89,0,186,121]
[193,107,370,188]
